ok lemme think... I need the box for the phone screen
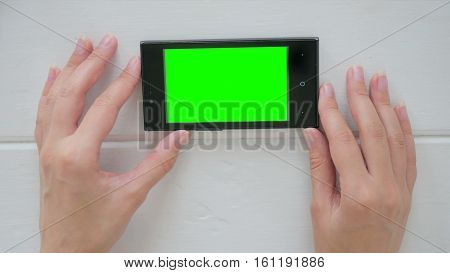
[163,47,289,123]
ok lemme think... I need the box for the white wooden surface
[0,0,449,252]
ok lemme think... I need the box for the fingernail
[47,66,58,81]
[321,83,335,97]
[376,70,388,92]
[397,101,409,121]
[178,130,190,146]
[352,65,364,82]
[127,56,140,74]
[75,36,87,55]
[303,128,316,149]
[99,33,115,48]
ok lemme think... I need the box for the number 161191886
[254,256,324,268]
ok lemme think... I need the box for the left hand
[36,34,189,252]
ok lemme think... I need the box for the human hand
[35,34,189,252]
[303,66,416,252]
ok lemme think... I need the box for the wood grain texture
[0,0,449,253]
[0,139,449,252]
[0,0,450,139]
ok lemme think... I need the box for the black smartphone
[140,38,319,131]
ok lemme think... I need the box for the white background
[0,0,449,252]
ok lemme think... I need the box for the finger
[394,104,416,193]
[369,72,407,187]
[76,56,140,148]
[115,130,189,201]
[50,34,117,138]
[346,66,392,177]
[304,128,337,212]
[318,83,367,192]
[43,37,92,137]
[47,36,93,99]
[35,67,60,150]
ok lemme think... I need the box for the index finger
[346,66,392,177]
[318,83,367,192]
[76,56,141,148]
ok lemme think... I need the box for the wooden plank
[0,0,449,138]
[0,139,449,252]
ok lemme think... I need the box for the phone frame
[140,37,319,131]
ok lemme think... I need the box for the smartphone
[140,38,319,131]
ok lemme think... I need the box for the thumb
[303,128,337,212]
[117,130,190,196]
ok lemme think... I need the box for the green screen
[164,46,288,123]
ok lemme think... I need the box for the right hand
[304,66,416,252]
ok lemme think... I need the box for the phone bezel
[140,38,319,131]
